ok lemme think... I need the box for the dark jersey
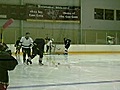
[33,38,45,51]
[0,51,18,71]
[64,38,71,49]
[64,38,71,45]
[0,51,18,83]
[15,40,20,47]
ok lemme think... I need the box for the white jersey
[46,40,52,46]
[19,36,33,48]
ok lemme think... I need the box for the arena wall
[0,0,120,44]
[7,44,120,54]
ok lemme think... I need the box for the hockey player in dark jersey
[14,37,21,60]
[27,38,45,65]
[64,38,71,55]
[14,37,21,55]
[0,42,18,90]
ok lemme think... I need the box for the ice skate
[39,62,44,66]
[26,59,32,65]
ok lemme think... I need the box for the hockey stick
[0,18,14,43]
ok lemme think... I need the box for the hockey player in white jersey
[46,38,54,54]
[19,32,33,63]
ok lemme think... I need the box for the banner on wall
[0,4,80,23]
[26,4,80,23]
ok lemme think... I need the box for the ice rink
[8,53,120,90]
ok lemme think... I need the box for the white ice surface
[8,54,120,90]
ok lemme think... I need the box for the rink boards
[7,44,120,54]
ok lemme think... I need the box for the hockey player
[19,32,33,63]
[0,42,18,90]
[46,38,54,54]
[107,35,115,45]
[27,38,45,65]
[64,38,71,55]
[14,37,21,55]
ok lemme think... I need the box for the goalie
[27,38,45,65]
